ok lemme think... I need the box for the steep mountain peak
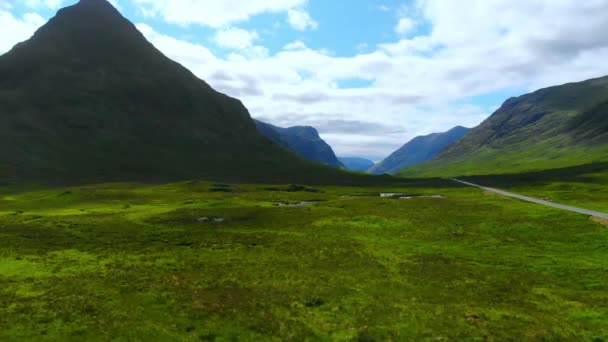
[45,0,128,34]
[74,0,118,10]
[2,0,161,68]
[0,0,361,185]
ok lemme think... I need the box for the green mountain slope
[0,0,368,185]
[401,76,608,177]
[254,120,343,168]
[370,126,470,175]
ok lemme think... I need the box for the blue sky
[2,0,608,160]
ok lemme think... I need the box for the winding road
[452,178,608,219]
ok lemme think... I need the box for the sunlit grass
[0,180,607,340]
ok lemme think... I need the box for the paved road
[452,178,608,219]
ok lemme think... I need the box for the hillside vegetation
[401,76,608,177]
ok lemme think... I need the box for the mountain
[0,0,365,185]
[339,157,375,172]
[369,126,470,175]
[400,76,608,177]
[254,120,343,168]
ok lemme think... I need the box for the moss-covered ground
[462,162,608,213]
[1,180,607,340]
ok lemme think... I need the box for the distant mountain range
[370,126,470,175]
[3,1,606,185]
[0,0,370,185]
[401,76,608,177]
[339,157,375,172]
[255,120,343,168]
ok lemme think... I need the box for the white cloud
[214,27,260,50]
[132,0,608,159]
[136,23,218,66]
[21,0,64,9]
[0,10,45,54]
[287,8,318,31]
[395,17,416,35]
[213,27,269,59]
[133,0,308,28]
[284,40,307,51]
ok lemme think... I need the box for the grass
[401,139,608,178]
[461,162,608,213]
[1,180,608,340]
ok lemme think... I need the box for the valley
[1,0,607,340]
[1,180,607,340]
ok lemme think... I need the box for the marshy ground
[0,179,607,340]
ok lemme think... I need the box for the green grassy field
[1,180,607,341]
[462,162,608,213]
[400,142,608,178]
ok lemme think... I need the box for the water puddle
[379,193,411,198]
[275,201,319,207]
[396,195,445,200]
[343,193,445,199]
[196,217,226,223]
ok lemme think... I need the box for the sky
[2,0,608,161]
